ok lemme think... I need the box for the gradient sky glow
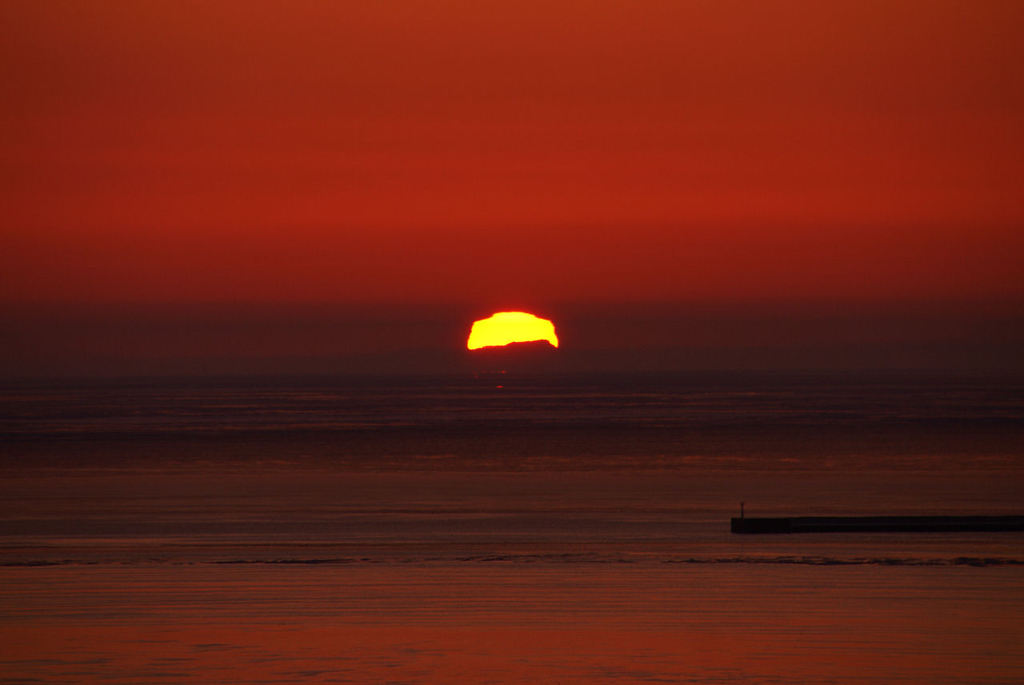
[2,1,1023,375]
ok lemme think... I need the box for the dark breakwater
[731,515,1024,534]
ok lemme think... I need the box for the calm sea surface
[1,373,1022,682]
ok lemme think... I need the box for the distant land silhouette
[467,339,560,374]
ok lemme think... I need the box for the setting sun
[467,312,560,350]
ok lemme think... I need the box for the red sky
[2,2,1023,375]
[3,0,1023,307]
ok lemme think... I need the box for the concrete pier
[731,515,1024,534]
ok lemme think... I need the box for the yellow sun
[467,311,559,350]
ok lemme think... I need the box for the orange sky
[3,1,1023,306]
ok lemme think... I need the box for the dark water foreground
[1,373,1022,682]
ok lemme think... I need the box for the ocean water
[1,372,1022,683]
